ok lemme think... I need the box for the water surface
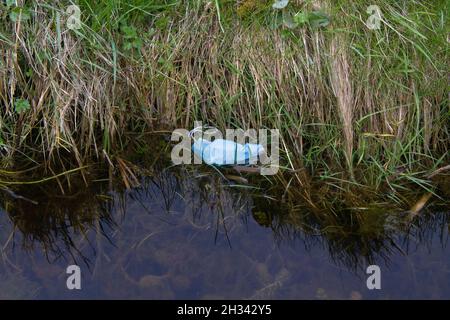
[0,164,449,299]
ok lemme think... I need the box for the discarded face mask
[190,127,264,166]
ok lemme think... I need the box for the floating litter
[189,126,264,166]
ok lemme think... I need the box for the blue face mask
[191,129,264,166]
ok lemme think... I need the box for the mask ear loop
[189,125,219,142]
[189,125,219,163]
[188,126,204,141]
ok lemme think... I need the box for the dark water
[0,164,449,299]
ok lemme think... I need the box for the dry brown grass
[330,35,354,168]
[0,1,447,191]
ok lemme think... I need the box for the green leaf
[293,12,309,25]
[123,42,133,51]
[308,11,330,28]
[282,12,297,29]
[14,99,30,114]
[155,17,169,30]
[9,7,31,22]
[6,0,16,8]
[121,25,137,38]
[293,10,330,28]
[132,39,143,49]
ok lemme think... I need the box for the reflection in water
[0,162,449,299]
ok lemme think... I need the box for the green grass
[0,0,448,197]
